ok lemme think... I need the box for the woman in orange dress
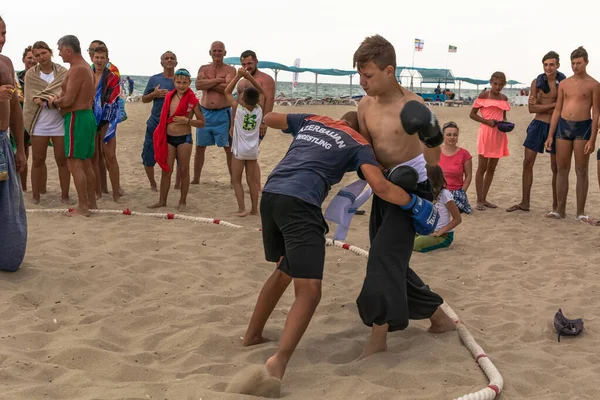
[469,72,510,210]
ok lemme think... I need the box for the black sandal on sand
[554,308,584,342]
[506,204,530,212]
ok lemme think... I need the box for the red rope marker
[123,209,132,215]
[213,219,221,224]
[487,385,500,396]
[167,213,174,219]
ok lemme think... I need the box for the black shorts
[260,192,329,280]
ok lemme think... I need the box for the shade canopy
[396,66,455,84]
[223,57,356,76]
[455,77,489,85]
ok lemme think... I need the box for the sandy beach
[1,101,600,399]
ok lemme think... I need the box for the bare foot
[174,184,181,190]
[357,340,387,361]
[233,210,248,217]
[65,208,90,217]
[32,197,40,205]
[250,209,259,216]
[150,184,158,192]
[88,202,98,210]
[118,187,125,196]
[265,354,286,380]
[178,203,186,212]
[147,202,166,209]
[242,335,272,347]
[102,188,109,195]
[61,197,74,205]
[40,187,47,194]
[191,179,199,185]
[22,187,27,192]
[96,193,102,200]
[428,307,458,333]
[112,196,122,203]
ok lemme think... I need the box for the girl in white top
[414,165,462,252]
[24,41,70,204]
[224,68,265,217]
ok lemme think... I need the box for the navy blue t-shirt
[144,73,175,127]
[263,114,379,207]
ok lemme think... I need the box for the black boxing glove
[400,100,444,148]
[385,165,418,192]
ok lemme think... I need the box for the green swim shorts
[63,109,97,160]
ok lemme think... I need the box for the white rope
[26,208,503,399]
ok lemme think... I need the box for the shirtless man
[192,41,236,184]
[0,16,28,272]
[49,35,97,217]
[236,50,276,193]
[507,51,563,214]
[545,46,600,222]
[354,34,456,359]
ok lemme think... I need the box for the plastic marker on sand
[27,207,504,400]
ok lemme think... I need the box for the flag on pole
[414,38,424,51]
[292,58,301,93]
[448,45,457,53]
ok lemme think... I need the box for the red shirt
[439,147,471,190]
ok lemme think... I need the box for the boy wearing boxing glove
[353,34,457,360]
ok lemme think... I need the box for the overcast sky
[2,0,599,88]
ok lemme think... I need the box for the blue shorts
[196,107,231,147]
[141,122,157,167]
[523,119,555,154]
[556,118,592,141]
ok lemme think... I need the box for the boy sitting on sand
[224,67,265,217]
[147,69,204,211]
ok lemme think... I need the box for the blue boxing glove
[400,194,439,235]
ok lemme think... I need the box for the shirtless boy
[354,34,456,359]
[192,41,236,184]
[545,46,600,222]
[50,35,97,217]
[507,51,563,214]
[91,45,121,202]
